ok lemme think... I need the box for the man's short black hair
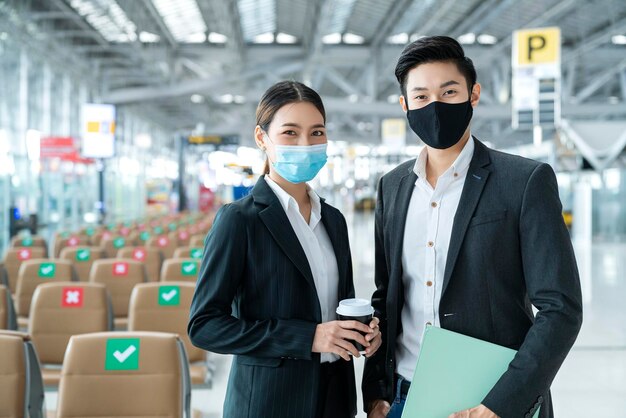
[395,35,477,96]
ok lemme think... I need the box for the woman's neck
[268,170,309,205]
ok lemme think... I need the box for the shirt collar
[413,135,475,179]
[264,175,322,225]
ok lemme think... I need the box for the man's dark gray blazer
[188,177,357,418]
[362,138,583,418]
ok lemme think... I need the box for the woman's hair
[256,80,326,174]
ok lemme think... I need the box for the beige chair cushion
[89,259,146,318]
[160,258,200,284]
[0,332,26,417]
[101,235,136,258]
[29,282,110,366]
[11,235,48,256]
[0,284,13,330]
[188,235,206,248]
[15,259,74,317]
[169,230,191,248]
[117,247,162,282]
[56,331,187,418]
[147,235,178,259]
[128,282,204,363]
[54,236,87,258]
[3,247,47,293]
[60,246,106,282]
[172,246,204,260]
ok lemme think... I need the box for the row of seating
[0,330,192,418]
[1,256,203,329]
[0,281,209,387]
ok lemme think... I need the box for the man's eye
[414,95,427,100]
[443,89,457,95]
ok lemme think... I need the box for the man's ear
[470,83,481,107]
[399,94,408,112]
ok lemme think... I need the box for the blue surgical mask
[264,134,328,183]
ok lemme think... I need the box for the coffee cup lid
[336,298,374,317]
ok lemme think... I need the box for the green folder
[402,326,540,418]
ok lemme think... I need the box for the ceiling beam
[141,0,177,48]
[573,57,626,104]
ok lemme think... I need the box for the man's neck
[425,131,471,187]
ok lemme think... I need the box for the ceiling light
[477,34,497,45]
[458,33,476,44]
[343,33,364,44]
[185,32,206,43]
[208,32,228,43]
[139,31,160,43]
[322,33,342,44]
[234,95,246,104]
[220,94,234,104]
[254,32,275,44]
[387,33,408,45]
[135,133,152,149]
[410,34,424,42]
[276,32,297,44]
[190,94,204,104]
[348,94,358,103]
[612,35,626,45]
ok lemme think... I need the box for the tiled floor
[45,212,626,417]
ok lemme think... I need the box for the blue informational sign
[233,185,253,201]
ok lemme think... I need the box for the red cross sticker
[113,262,129,276]
[62,287,84,308]
[102,232,112,241]
[68,237,79,246]
[178,231,189,240]
[132,248,146,261]
[18,249,32,260]
[120,227,130,236]
[158,237,169,247]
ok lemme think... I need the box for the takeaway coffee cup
[336,298,374,352]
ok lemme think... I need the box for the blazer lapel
[253,179,317,292]
[320,202,349,299]
[441,139,492,297]
[390,167,418,277]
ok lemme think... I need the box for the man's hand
[448,404,499,418]
[364,317,382,358]
[367,399,390,418]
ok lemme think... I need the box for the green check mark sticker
[190,248,203,259]
[113,237,125,249]
[139,231,150,242]
[105,338,140,370]
[158,285,180,306]
[181,261,197,276]
[38,263,56,278]
[76,249,91,262]
[22,237,34,246]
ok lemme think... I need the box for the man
[363,36,583,418]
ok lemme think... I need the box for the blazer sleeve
[362,176,393,410]
[482,163,583,417]
[187,204,318,360]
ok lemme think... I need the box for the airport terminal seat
[0,330,45,418]
[147,235,178,259]
[117,246,162,282]
[4,247,47,293]
[189,235,206,248]
[128,282,211,386]
[56,331,191,418]
[11,235,48,257]
[29,282,111,386]
[101,235,135,258]
[0,284,17,330]
[173,246,204,260]
[89,259,146,329]
[60,246,106,282]
[53,236,87,258]
[161,258,200,284]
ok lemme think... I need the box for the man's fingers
[369,317,380,328]
[338,329,370,347]
[365,327,380,341]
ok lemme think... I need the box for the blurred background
[0,0,625,417]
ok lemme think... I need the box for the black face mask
[406,100,473,149]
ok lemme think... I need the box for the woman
[188,80,382,418]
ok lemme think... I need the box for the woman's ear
[254,126,266,150]
[470,83,481,107]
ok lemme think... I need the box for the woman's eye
[282,130,297,136]
[312,130,325,137]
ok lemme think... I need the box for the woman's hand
[312,320,372,360]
